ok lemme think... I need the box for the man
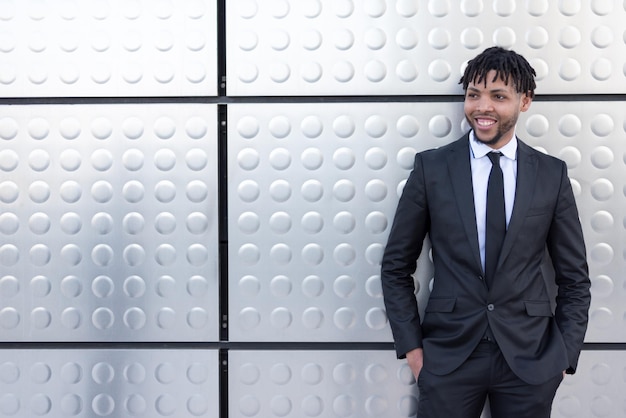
[381,47,591,417]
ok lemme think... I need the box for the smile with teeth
[475,118,496,127]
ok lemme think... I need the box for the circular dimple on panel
[269,148,291,170]
[270,62,291,83]
[366,243,384,265]
[365,307,388,330]
[590,211,614,233]
[0,150,18,171]
[27,118,50,140]
[271,307,293,328]
[187,212,208,235]
[302,275,324,297]
[0,362,19,384]
[301,363,323,385]
[365,179,387,202]
[334,275,356,298]
[270,363,292,385]
[559,58,581,81]
[526,26,549,49]
[558,0,581,15]
[333,28,354,50]
[238,30,258,51]
[590,242,614,265]
[92,393,115,416]
[28,149,50,171]
[239,275,260,297]
[91,149,113,171]
[124,244,146,266]
[124,362,146,385]
[269,116,291,139]
[302,28,322,51]
[591,146,614,169]
[590,179,614,201]
[185,148,208,171]
[559,26,581,48]
[237,116,260,139]
[123,212,144,235]
[61,307,81,329]
[154,149,177,171]
[591,275,614,298]
[397,116,419,138]
[121,148,144,171]
[0,181,19,203]
[154,180,176,203]
[590,395,612,417]
[365,211,388,234]
[270,243,292,265]
[92,244,114,267]
[333,147,355,170]
[591,58,612,81]
[396,28,418,50]
[525,114,549,137]
[61,362,83,384]
[301,179,324,202]
[92,362,114,384]
[239,363,260,385]
[493,27,516,48]
[187,362,208,385]
[155,244,176,266]
[396,60,418,82]
[364,115,387,138]
[29,244,50,266]
[187,275,209,297]
[300,148,324,170]
[239,307,261,330]
[333,179,355,202]
[0,245,19,267]
[237,148,260,171]
[155,212,176,235]
[31,307,52,328]
[155,362,177,385]
[334,307,356,330]
[238,212,260,234]
[333,362,356,385]
[365,28,386,50]
[365,60,387,82]
[125,394,147,415]
[591,114,614,137]
[30,275,51,297]
[156,308,175,329]
[0,307,20,328]
[60,180,82,203]
[124,307,146,330]
[429,115,452,138]
[365,395,388,416]
[333,211,356,234]
[427,28,450,50]
[302,243,324,265]
[460,27,483,49]
[269,179,291,202]
[0,212,18,235]
[88,212,110,235]
[302,211,324,234]
[301,116,323,138]
[123,275,146,298]
[0,276,19,298]
[29,212,50,235]
[301,61,322,83]
[27,181,50,204]
[0,117,18,140]
[270,29,290,51]
[186,180,208,202]
[558,146,582,169]
[61,275,82,298]
[428,59,451,82]
[270,275,292,297]
[238,180,260,203]
[365,148,387,170]
[239,243,260,265]
[91,180,114,203]
[302,307,324,329]
[558,114,582,137]
[269,211,292,234]
[591,26,613,48]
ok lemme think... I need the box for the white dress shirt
[469,130,517,271]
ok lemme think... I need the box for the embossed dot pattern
[0,0,217,97]
[227,0,626,95]
[0,104,218,342]
[0,350,218,418]
[229,350,419,418]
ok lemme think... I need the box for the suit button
[487,304,495,311]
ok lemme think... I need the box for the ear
[519,92,533,112]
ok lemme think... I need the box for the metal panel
[227,101,626,343]
[0,349,219,418]
[227,0,626,96]
[0,104,219,342]
[0,0,217,97]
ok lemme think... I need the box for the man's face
[464,70,532,149]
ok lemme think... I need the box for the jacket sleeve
[547,161,591,374]
[381,153,430,358]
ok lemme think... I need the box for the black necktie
[485,152,506,288]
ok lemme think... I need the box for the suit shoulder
[416,137,467,161]
[519,140,566,168]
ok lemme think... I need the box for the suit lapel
[447,136,483,274]
[497,139,538,269]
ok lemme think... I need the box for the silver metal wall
[1,1,625,417]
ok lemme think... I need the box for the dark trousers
[416,340,563,418]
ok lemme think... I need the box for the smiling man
[381,47,590,418]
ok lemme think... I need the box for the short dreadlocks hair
[460,46,536,98]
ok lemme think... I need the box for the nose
[476,97,494,112]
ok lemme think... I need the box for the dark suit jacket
[381,133,591,385]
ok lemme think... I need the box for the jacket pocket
[425,298,456,313]
[524,301,553,317]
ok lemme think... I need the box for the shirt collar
[469,130,518,161]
